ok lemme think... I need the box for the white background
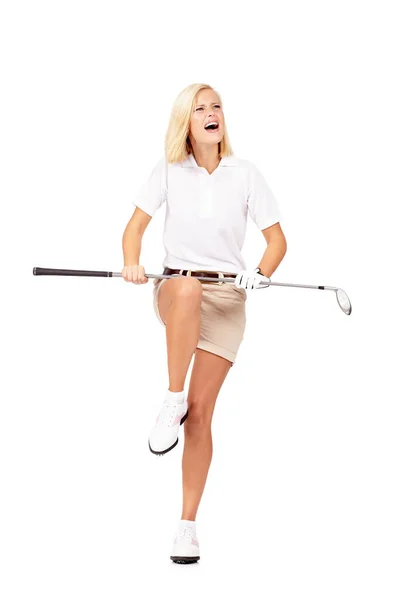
[1,1,399,598]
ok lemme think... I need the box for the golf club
[32,267,352,315]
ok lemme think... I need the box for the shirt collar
[181,153,238,168]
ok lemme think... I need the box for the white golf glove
[234,269,271,290]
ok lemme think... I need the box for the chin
[202,134,224,145]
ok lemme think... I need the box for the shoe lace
[158,403,178,427]
[178,526,193,540]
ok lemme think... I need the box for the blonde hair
[165,83,234,163]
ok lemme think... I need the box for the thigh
[196,283,247,364]
[186,348,232,424]
[156,276,203,326]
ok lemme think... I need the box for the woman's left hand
[234,269,270,290]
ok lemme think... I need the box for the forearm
[122,222,144,266]
[257,240,287,278]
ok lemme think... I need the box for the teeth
[205,122,218,129]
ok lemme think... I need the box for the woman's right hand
[122,265,149,284]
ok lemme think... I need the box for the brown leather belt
[163,267,237,285]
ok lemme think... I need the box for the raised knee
[174,278,203,302]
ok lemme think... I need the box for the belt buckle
[179,268,223,284]
[205,271,224,285]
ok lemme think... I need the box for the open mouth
[204,122,219,132]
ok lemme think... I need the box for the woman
[122,83,287,564]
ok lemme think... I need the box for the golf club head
[336,288,352,315]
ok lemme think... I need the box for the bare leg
[157,277,203,392]
[181,348,232,520]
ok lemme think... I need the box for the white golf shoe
[170,524,200,564]
[148,390,188,455]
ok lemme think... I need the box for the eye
[195,107,204,111]
[214,104,221,108]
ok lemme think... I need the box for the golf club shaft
[143,273,337,292]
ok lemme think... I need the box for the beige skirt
[152,277,247,365]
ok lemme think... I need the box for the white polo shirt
[132,153,283,273]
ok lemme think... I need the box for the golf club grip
[33,267,113,277]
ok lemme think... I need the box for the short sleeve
[132,157,167,217]
[246,162,283,230]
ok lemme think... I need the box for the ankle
[181,515,196,522]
